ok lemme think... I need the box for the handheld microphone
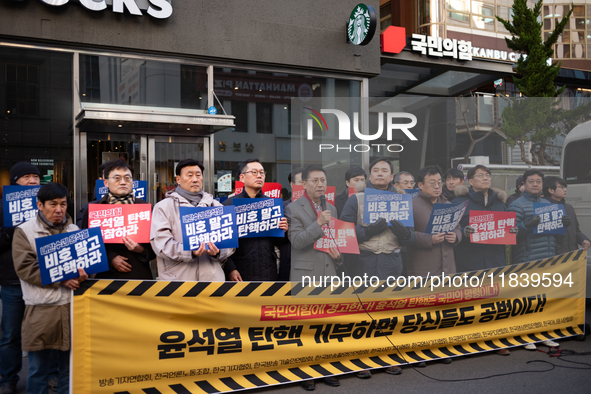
[320,195,327,211]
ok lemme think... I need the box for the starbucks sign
[347,3,376,46]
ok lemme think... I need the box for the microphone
[320,195,327,211]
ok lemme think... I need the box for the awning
[76,103,235,136]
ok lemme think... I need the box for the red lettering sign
[313,218,359,255]
[469,210,516,245]
[291,185,336,205]
[88,204,151,244]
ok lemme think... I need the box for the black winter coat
[452,185,508,272]
[223,189,288,281]
[546,196,590,254]
[0,201,19,285]
[81,195,156,280]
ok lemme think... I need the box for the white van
[561,120,591,297]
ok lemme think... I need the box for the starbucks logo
[347,4,376,46]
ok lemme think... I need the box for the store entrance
[80,132,209,206]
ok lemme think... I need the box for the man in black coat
[334,167,366,218]
[442,168,464,201]
[223,159,288,281]
[543,176,590,254]
[81,160,155,279]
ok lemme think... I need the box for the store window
[0,47,74,215]
[544,3,590,59]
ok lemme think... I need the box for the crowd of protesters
[0,158,589,393]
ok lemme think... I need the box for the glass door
[81,132,210,207]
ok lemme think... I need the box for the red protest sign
[348,187,356,197]
[314,218,360,255]
[291,185,336,205]
[469,210,516,245]
[234,182,282,199]
[88,204,151,244]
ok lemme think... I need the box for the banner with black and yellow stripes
[72,251,587,393]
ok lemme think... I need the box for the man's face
[346,175,366,192]
[304,171,327,200]
[290,173,303,188]
[369,161,393,189]
[16,173,40,186]
[550,182,567,200]
[445,176,463,191]
[395,174,415,190]
[176,166,203,193]
[240,162,265,190]
[37,197,68,224]
[468,169,491,191]
[104,168,133,197]
[418,173,442,199]
[524,174,543,195]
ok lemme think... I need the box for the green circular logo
[347,4,377,46]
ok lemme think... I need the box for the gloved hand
[509,227,518,234]
[463,226,476,237]
[524,215,541,229]
[562,215,571,228]
[389,220,411,240]
[365,218,388,238]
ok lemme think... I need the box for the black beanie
[10,162,40,185]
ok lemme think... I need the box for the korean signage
[533,203,566,235]
[314,218,360,254]
[469,211,516,245]
[424,201,468,234]
[411,34,473,60]
[88,204,151,243]
[95,180,147,201]
[233,198,285,238]
[291,185,336,206]
[234,182,282,199]
[35,227,108,285]
[363,188,414,227]
[2,185,41,227]
[179,206,238,250]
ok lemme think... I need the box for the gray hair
[394,171,414,184]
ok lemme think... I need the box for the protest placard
[179,206,238,250]
[234,182,282,199]
[314,218,360,254]
[2,185,41,227]
[88,204,151,243]
[533,203,566,235]
[233,198,284,238]
[424,201,468,234]
[35,227,108,285]
[362,187,414,227]
[95,180,148,200]
[406,188,420,198]
[469,210,517,245]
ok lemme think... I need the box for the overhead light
[187,128,191,130]
[577,88,591,92]
[234,87,238,90]
[198,97,202,99]
[82,93,86,96]
[284,106,287,109]
[6,110,10,114]
[118,124,122,127]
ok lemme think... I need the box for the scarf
[107,192,135,205]
[302,191,323,218]
[38,211,67,231]
[175,186,204,207]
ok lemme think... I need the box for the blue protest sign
[533,203,566,235]
[35,227,109,285]
[2,185,41,227]
[233,198,285,238]
[179,206,238,250]
[424,201,468,234]
[362,188,414,227]
[94,180,148,200]
[406,188,420,198]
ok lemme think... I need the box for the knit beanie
[10,162,40,185]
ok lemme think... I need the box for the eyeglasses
[428,181,442,187]
[242,170,267,177]
[307,178,327,185]
[109,175,133,183]
[473,173,491,179]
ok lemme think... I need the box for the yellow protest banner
[72,250,586,393]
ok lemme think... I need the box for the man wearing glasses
[223,159,288,282]
[81,160,155,279]
[406,165,461,278]
[507,169,567,350]
[393,171,416,191]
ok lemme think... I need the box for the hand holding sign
[61,268,88,290]
[468,211,516,245]
[532,203,566,235]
